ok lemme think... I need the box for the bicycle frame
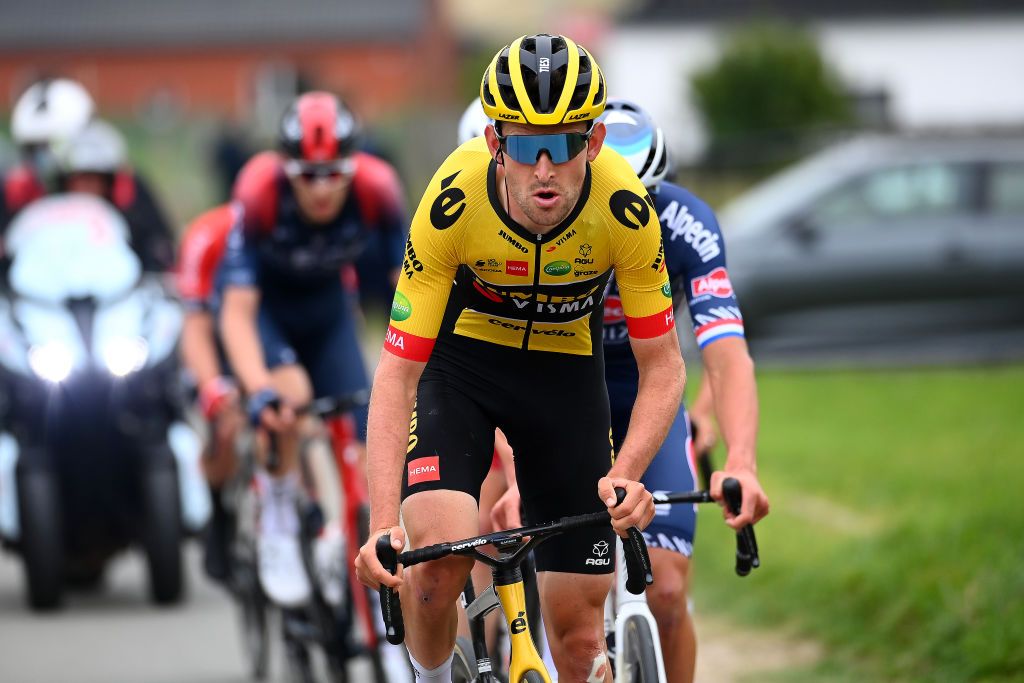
[609,537,668,682]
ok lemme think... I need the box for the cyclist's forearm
[220,292,272,394]
[702,338,758,472]
[180,313,224,387]
[613,337,685,480]
[367,352,424,530]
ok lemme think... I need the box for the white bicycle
[605,478,760,682]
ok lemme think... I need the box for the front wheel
[452,635,479,683]
[619,615,661,683]
[141,466,184,605]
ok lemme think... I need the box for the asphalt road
[0,543,264,683]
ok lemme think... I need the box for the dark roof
[0,0,426,51]
[624,0,1024,23]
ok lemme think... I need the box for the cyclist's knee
[648,548,691,630]
[404,555,473,614]
[556,630,610,682]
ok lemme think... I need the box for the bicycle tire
[452,635,479,683]
[519,670,546,683]
[619,615,660,683]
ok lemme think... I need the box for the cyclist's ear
[587,121,606,162]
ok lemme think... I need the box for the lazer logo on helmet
[498,112,520,121]
[690,267,733,299]
[566,112,590,121]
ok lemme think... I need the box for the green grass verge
[691,366,1024,682]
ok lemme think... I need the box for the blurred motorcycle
[0,194,209,610]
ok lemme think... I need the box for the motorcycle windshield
[6,194,141,304]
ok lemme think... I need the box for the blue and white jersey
[604,181,744,386]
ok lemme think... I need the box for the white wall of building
[602,17,1024,163]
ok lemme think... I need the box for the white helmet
[457,99,492,146]
[11,78,94,146]
[597,98,670,191]
[58,119,126,174]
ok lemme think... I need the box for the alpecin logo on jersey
[603,294,624,324]
[690,267,733,299]
[407,456,440,485]
[429,171,466,230]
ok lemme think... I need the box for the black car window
[809,163,965,228]
[989,163,1024,214]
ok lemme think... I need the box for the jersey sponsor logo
[609,189,651,230]
[546,245,556,253]
[660,201,721,263]
[585,539,611,566]
[499,229,529,253]
[574,269,598,277]
[574,257,594,265]
[579,243,592,257]
[385,327,406,350]
[429,171,466,230]
[403,237,424,279]
[506,260,528,276]
[391,291,413,321]
[603,294,624,324]
[544,260,571,276]
[650,240,665,272]
[474,257,503,273]
[407,456,440,485]
[662,282,672,297]
[556,228,577,247]
[487,319,576,337]
[690,267,733,299]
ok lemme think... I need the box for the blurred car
[718,134,1024,348]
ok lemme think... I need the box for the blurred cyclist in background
[220,91,407,607]
[177,202,244,582]
[55,118,176,272]
[2,78,93,229]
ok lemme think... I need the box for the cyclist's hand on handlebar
[356,526,405,590]
[711,468,769,529]
[690,410,718,454]
[598,477,655,537]
[490,482,523,531]
[247,387,296,433]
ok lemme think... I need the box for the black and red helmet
[278,91,360,162]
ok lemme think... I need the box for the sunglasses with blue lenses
[497,129,593,165]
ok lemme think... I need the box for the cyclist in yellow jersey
[356,34,685,682]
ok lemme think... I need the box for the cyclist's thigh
[257,302,302,371]
[639,405,698,557]
[299,299,371,438]
[501,368,615,575]
[400,378,495,505]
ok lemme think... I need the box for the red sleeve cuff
[384,325,436,362]
[625,306,676,339]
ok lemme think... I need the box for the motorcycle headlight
[101,336,149,377]
[27,342,74,383]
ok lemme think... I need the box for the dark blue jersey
[604,181,744,387]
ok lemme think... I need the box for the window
[809,163,965,229]
[989,164,1024,214]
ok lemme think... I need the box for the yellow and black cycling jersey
[385,138,674,360]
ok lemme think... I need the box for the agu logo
[407,456,440,486]
[586,540,611,566]
[690,267,733,299]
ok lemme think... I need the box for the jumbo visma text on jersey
[384,138,675,360]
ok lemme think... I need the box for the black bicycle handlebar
[721,478,761,577]
[375,487,650,645]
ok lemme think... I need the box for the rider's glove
[198,376,237,420]
[246,387,281,427]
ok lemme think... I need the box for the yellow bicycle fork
[496,579,550,682]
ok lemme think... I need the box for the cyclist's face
[487,121,605,232]
[289,167,352,225]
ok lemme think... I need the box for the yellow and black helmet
[481,34,606,126]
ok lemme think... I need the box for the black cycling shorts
[401,333,616,575]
